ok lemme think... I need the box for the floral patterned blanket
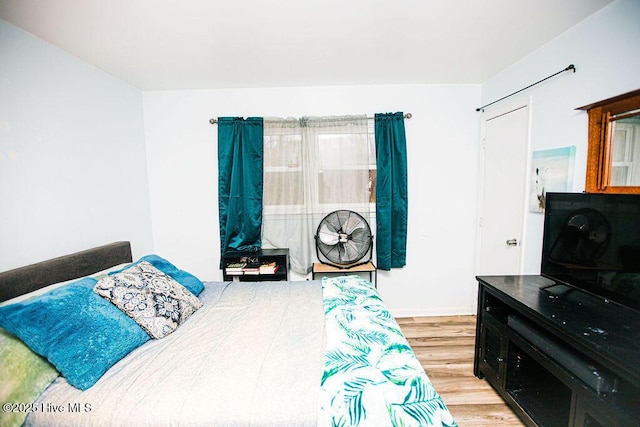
[318,275,458,427]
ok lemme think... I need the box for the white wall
[143,84,481,316]
[0,19,154,270]
[480,0,640,274]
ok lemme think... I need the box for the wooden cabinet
[474,275,640,427]
[477,310,508,386]
[222,249,289,282]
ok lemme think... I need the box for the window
[263,117,376,213]
[263,130,304,207]
[261,116,375,274]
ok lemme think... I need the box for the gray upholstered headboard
[0,241,132,302]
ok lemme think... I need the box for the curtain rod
[208,113,412,124]
[476,64,576,112]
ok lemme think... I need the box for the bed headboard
[0,241,132,302]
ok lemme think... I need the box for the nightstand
[222,249,289,281]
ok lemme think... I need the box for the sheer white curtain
[262,115,375,274]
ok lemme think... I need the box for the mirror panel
[609,114,640,186]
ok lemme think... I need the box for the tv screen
[541,192,640,312]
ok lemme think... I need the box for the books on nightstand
[225,262,246,275]
[242,262,261,275]
[259,261,278,275]
[225,261,279,276]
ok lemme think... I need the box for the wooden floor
[397,315,525,426]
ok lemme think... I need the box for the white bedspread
[26,280,326,427]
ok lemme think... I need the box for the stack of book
[225,262,246,276]
[259,261,278,275]
[242,261,261,275]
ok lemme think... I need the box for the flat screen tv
[541,192,640,312]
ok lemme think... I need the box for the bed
[0,242,457,427]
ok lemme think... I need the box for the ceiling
[0,0,614,91]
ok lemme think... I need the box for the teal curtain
[374,112,408,270]
[217,117,264,256]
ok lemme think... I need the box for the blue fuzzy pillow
[108,254,204,296]
[0,278,150,390]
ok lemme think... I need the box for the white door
[476,102,530,275]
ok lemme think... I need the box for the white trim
[389,306,476,318]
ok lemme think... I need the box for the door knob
[506,238,518,247]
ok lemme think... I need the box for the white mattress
[26,280,326,426]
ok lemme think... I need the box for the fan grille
[315,210,373,267]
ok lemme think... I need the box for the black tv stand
[474,275,640,426]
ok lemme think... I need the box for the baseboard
[389,306,475,318]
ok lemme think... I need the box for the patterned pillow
[107,254,204,296]
[94,261,203,339]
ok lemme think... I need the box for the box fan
[314,210,373,268]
